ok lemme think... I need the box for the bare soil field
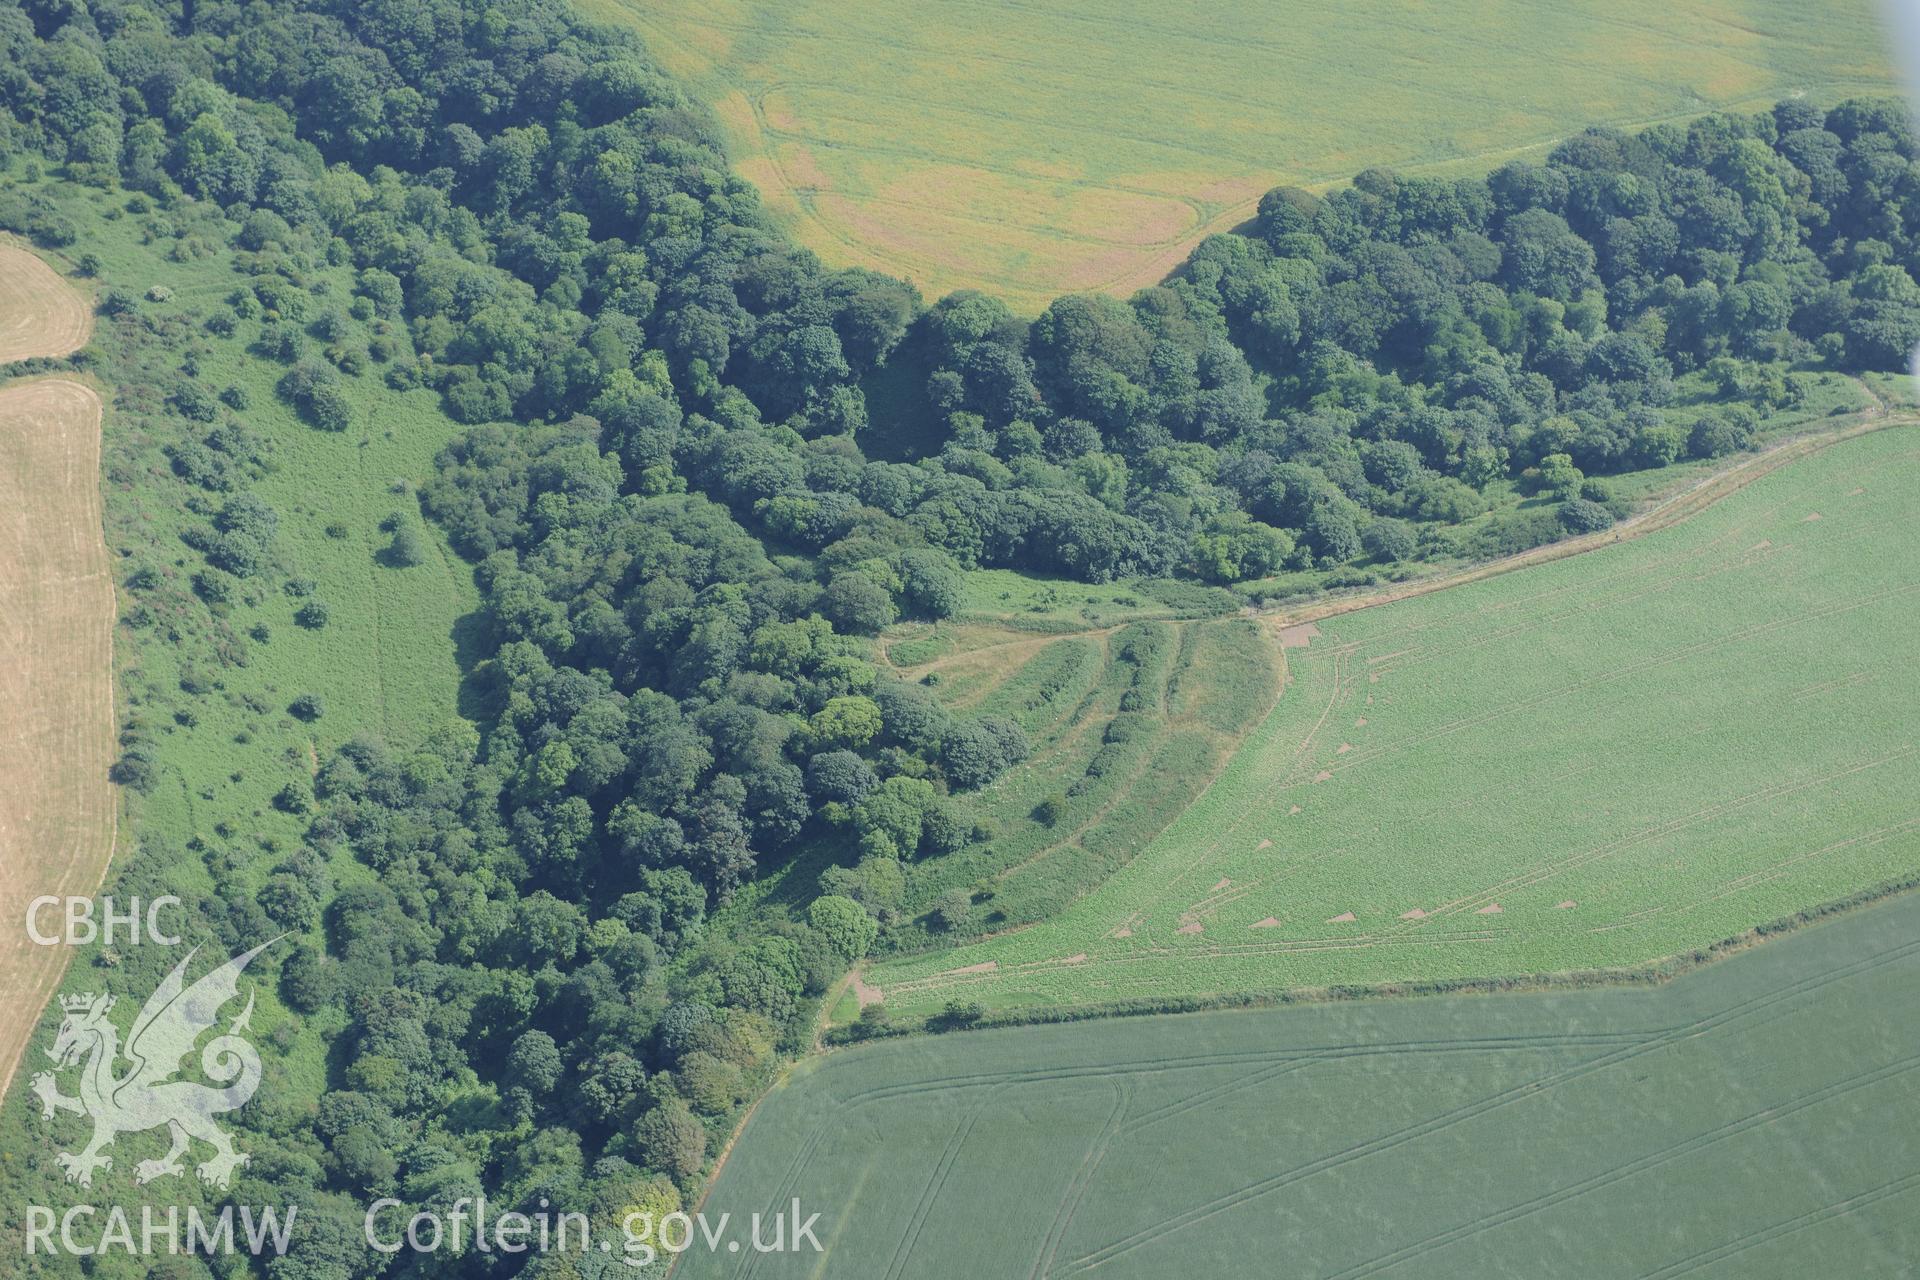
[0,365,114,1099]
[0,241,92,364]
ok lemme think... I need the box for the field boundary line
[1258,410,1917,635]
[859,864,1920,1037]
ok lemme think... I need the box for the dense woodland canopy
[4,0,1920,1271]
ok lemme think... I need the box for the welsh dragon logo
[30,939,278,1190]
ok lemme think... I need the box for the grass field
[684,888,1920,1278]
[584,0,1900,308]
[864,422,1920,1015]
[0,168,476,1129]
[898,615,1282,939]
[0,372,114,1101]
[717,609,1283,977]
[1233,368,1891,609]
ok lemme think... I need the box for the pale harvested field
[0,242,92,363]
[585,0,1899,309]
[0,376,114,1101]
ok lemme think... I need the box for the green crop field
[683,889,1920,1278]
[580,0,1899,309]
[865,423,1920,1015]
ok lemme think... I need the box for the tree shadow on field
[450,608,503,728]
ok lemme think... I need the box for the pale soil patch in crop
[946,961,998,976]
[0,378,114,1100]
[1277,622,1320,648]
[0,243,91,364]
[849,966,885,1009]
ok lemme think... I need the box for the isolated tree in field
[207,491,278,576]
[109,744,158,793]
[387,520,429,567]
[273,780,313,814]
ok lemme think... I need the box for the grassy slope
[713,612,1283,983]
[685,889,1920,1278]
[867,420,1920,1013]
[582,0,1898,308]
[0,169,474,1146]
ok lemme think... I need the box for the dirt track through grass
[0,376,114,1101]
[1263,399,1912,634]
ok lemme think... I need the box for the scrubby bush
[807,895,878,961]
[933,888,974,929]
[1559,498,1615,534]
[1362,517,1418,562]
